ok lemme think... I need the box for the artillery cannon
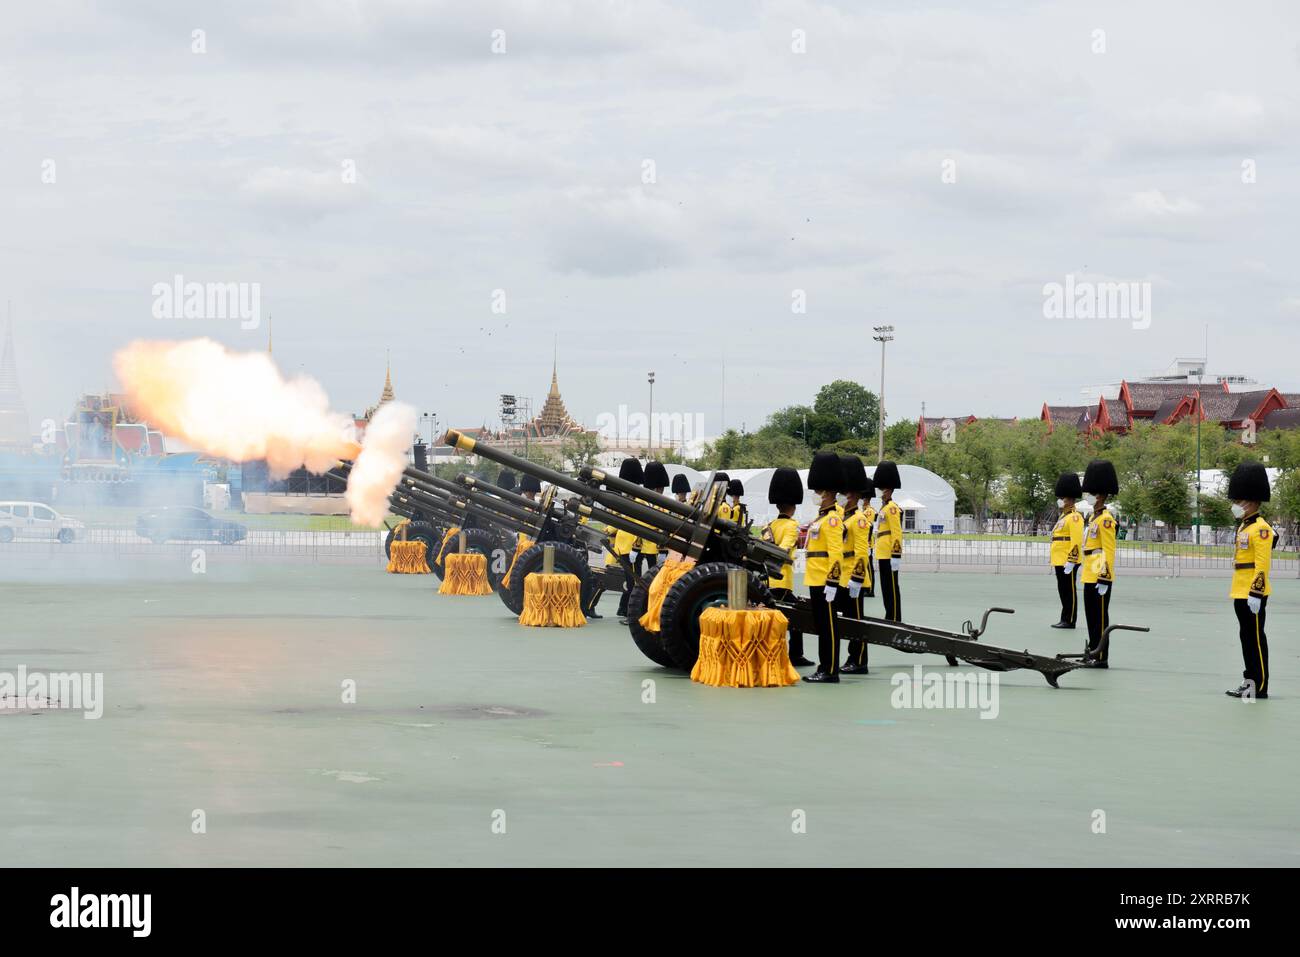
[440,430,1140,687]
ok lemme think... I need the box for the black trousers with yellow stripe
[1233,597,1269,696]
[1082,581,1112,661]
[809,584,839,675]
[877,559,901,623]
[836,588,867,667]
[1054,564,1078,625]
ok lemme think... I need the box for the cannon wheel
[384,520,440,562]
[626,565,676,668]
[500,541,595,616]
[431,526,511,590]
[658,562,774,670]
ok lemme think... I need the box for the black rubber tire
[626,565,677,667]
[501,541,595,616]
[658,562,774,670]
[57,528,75,544]
[431,526,511,590]
[385,520,440,563]
[0,527,14,543]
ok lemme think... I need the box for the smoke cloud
[113,338,413,524]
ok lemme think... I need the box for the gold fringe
[690,607,800,688]
[387,540,431,574]
[518,572,587,628]
[638,559,696,632]
[500,536,535,589]
[438,552,493,595]
[435,526,461,566]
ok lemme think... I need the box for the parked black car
[136,507,248,544]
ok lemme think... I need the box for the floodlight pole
[872,325,895,461]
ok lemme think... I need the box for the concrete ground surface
[2,557,1296,867]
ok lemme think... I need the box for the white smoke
[346,401,417,526]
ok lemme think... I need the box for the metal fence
[895,536,1299,578]
[0,527,387,565]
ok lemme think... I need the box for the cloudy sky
[2,0,1298,441]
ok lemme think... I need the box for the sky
[2,0,1298,443]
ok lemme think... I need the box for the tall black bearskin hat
[519,473,542,494]
[1054,471,1082,499]
[1081,459,1119,496]
[726,478,745,497]
[671,473,691,495]
[496,469,517,493]
[808,451,845,492]
[619,457,644,484]
[712,471,729,486]
[1228,461,1271,502]
[643,461,670,489]
[768,467,804,506]
[873,460,902,490]
[839,455,870,494]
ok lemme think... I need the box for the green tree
[558,432,602,471]
[923,419,1012,531]
[883,419,918,459]
[813,380,880,440]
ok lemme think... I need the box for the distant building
[0,316,28,451]
[915,415,1018,451]
[453,357,598,454]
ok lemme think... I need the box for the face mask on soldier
[1083,493,1097,507]
[1057,498,1064,509]
[1231,503,1246,519]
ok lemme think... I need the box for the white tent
[741,463,957,533]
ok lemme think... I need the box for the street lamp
[647,371,656,453]
[872,325,895,461]
[1193,365,1204,546]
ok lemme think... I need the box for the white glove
[1247,595,1261,615]
[630,550,640,563]
[1063,562,1076,575]
[823,585,837,601]
[847,581,862,599]
[1097,583,1108,596]
[890,558,900,572]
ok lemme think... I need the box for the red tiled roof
[1261,408,1300,430]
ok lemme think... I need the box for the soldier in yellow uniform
[838,457,876,674]
[1079,459,1119,666]
[762,467,812,667]
[872,461,904,623]
[1225,461,1275,699]
[611,458,643,619]
[1050,471,1085,629]
[671,473,691,504]
[726,478,748,527]
[802,452,846,684]
[639,462,670,573]
[712,472,733,521]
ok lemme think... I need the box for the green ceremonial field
[2,559,1295,867]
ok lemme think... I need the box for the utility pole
[873,325,895,461]
[647,370,656,455]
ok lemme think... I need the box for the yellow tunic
[839,505,874,587]
[762,515,800,590]
[1080,507,1116,584]
[1230,513,1274,599]
[873,500,903,561]
[1050,508,1084,567]
[804,505,843,587]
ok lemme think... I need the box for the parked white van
[0,502,85,543]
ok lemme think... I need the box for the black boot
[1050,621,1075,629]
[801,670,840,684]
[841,661,870,674]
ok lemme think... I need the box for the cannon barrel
[564,499,680,552]
[455,474,544,514]
[443,429,601,500]
[398,472,542,533]
[391,484,534,539]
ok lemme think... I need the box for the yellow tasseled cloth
[518,572,587,628]
[500,536,535,589]
[387,540,431,574]
[690,607,800,688]
[435,526,461,565]
[439,552,493,595]
[637,559,696,632]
